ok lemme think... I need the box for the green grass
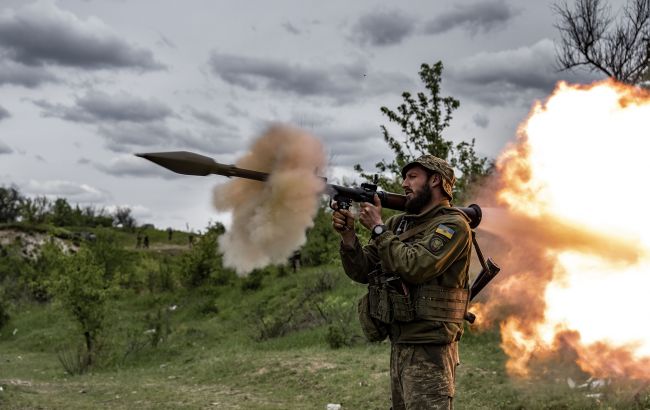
[2,264,650,409]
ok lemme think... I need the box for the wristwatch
[371,224,388,240]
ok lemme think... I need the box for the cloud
[23,179,110,203]
[0,1,164,70]
[97,121,246,155]
[0,60,59,88]
[424,0,519,36]
[318,126,389,169]
[0,104,10,120]
[94,154,183,179]
[473,113,489,128]
[188,107,237,130]
[282,21,301,35]
[208,52,412,103]
[449,39,601,105]
[34,90,173,123]
[0,139,12,154]
[350,10,415,46]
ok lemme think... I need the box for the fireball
[479,79,650,380]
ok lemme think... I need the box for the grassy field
[2,261,649,409]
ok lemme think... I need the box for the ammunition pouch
[357,292,389,342]
[366,270,415,324]
[413,284,469,324]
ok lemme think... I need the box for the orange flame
[474,79,650,380]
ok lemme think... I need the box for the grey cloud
[188,107,237,130]
[424,0,518,36]
[472,113,489,128]
[0,60,59,88]
[95,154,182,179]
[23,179,110,203]
[318,126,389,169]
[351,10,415,46]
[35,154,45,162]
[282,21,301,35]
[0,1,164,70]
[0,140,12,154]
[98,122,245,156]
[226,102,248,118]
[290,111,334,129]
[34,90,173,123]
[208,52,412,103]
[0,104,9,120]
[449,39,601,105]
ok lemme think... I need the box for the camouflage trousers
[390,342,459,410]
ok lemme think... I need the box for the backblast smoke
[212,125,326,275]
[470,79,650,381]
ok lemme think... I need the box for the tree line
[0,185,136,229]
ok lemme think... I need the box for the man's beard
[404,184,432,214]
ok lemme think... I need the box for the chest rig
[366,211,470,325]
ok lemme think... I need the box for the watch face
[373,225,384,235]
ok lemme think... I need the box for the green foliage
[179,222,233,287]
[50,247,109,368]
[355,61,492,203]
[0,185,22,223]
[19,196,49,224]
[113,206,136,230]
[22,241,64,302]
[0,289,10,330]
[301,205,341,266]
[319,295,362,349]
[49,198,75,227]
[250,270,337,341]
[87,228,136,284]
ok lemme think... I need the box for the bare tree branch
[553,0,650,84]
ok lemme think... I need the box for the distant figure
[136,233,142,248]
[143,235,149,249]
[188,234,194,248]
[289,250,301,273]
[167,227,173,241]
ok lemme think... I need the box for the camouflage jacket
[340,200,472,344]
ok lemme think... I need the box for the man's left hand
[359,194,383,230]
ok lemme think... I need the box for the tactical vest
[366,210,470,326]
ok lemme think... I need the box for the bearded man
[332,155,472,410]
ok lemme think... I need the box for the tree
[51,248,108,369]
[0,186,22,223]
[50,198,74,226]
[113,206,136,230]
[19,196,50,224]
[355,62,492,203]
[554,0,650,85]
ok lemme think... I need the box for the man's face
[402,166,433,214]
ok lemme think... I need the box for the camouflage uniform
[339,156,471,410]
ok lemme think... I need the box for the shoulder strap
[397,219,436,242]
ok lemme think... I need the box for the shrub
[50,247,109,368]
[0,297,9,330]
[179,223,229,287]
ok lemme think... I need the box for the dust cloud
[212,125,326,275]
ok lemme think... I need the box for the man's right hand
[331,203,356,247]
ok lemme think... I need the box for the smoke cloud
[212,125,326,275]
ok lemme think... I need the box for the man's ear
[430,173,441,188]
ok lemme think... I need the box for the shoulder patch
[430,236,446,252]
[434,224,455,239]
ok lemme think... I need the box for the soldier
[332,155,472,409]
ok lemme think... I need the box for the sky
[0,0,609,231]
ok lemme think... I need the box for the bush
[0,297,10,330]
[50,247,109,368]
[179,223,229,287]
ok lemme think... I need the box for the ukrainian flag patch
[435,224,455,239]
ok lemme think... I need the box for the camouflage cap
[401,155,456,199]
